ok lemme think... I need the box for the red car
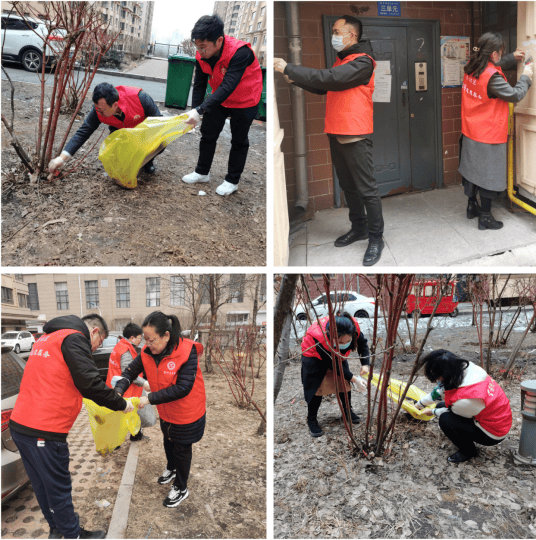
[406,280,459,317]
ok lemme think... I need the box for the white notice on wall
[372,73,392,103]
[443,58,462,86]
[375,60,391,75]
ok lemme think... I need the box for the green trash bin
[256,67,267,121]
[165,54,196,109]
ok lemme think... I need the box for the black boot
[466,198,481,219]
[49,512,79,539]
[478,211,503,230]
[334,229,369,247]
[363,238,384,266]
[130,428,145,441]
[447,449,478,463]
[342,409,360,425]
[307,416,324,437]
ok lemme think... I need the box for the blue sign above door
[378,1,401,16]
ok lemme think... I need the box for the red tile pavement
[1,407,129,539]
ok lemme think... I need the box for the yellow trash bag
[83,397,141,455]
[368,374,436,421]
[98,115,193,189]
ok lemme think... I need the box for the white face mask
[332,35,345,52]
[339,340,351,351]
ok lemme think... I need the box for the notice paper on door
[375,60,391,75]
[372,73,392,103]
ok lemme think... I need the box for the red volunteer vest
[141,339,205,424]
[301,316,361,360]
[461,63,509,144]
[197,35,263,108]
[106,338,142,398]
[324,53,376,135]
[445,375,512,437]
[96,85,146,129]
[11,329,85,434]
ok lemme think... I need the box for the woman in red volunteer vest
[301,315,370,438]
[459,32,532,231]
[106,322,149,442]
[415,350,512,463]
[114,311,205,509]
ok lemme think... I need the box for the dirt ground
[1,80,266,266]
[274,314,536,539]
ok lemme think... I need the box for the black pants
[163,436,193,491]
[438,409,503,456]
[195,103,259,184]
[308,391,354,420]
[12,431,80,538]
[329,137,384,240]
[108,126,163,169]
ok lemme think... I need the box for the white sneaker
[182,171,210,184]
[216,180,238,196]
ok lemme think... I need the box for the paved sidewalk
[289,184,536,267]
[1,408,134,539]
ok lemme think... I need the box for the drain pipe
[514,380,536,466]
[285,2,308,223]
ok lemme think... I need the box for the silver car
[1,346,30,503]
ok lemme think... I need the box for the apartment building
[213,1,266,66]
[1,1,154,59]
[19,274,266,332]
[1,274,41,332]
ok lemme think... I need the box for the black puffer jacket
[115,340,205,444]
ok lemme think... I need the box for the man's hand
[143,380,151,392]
[48,153,70,175]
[185,109,201,126]
[138,396,150,409]
[513,48,526,61]
[123,401,135,414]
[522,61,534,80]
[360,365,370,377]
[274,58,288,74]
[421,408,435,417]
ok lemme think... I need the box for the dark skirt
[463,177,503,201]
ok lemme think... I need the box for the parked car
[1,346,30,502]
[92,332,142,381]
[1,13,66,72]
[1,331,34,354]
[295,291,376,321]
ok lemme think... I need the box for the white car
[0,331,34,354]
[1,13,66,72]
[295,291,376,321]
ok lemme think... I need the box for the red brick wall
[275,1,480,217]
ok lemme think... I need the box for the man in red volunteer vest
[48,83,163,179]
[9,314,134,539]
[274,15,385,266]
[182,15,263,196]
[415,350,512,463]
[106,322,150,441]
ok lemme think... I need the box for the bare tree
[180,38,197,58]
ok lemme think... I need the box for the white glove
[414,400,424,410]
[143,380,151,392]
[185,108,201,126]
[522,62,533,80]
[48,152,70,173]
[123,401,135,414]
[352,376,367,394]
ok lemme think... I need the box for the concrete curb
[106,440,140,539]
[94,68,166,84]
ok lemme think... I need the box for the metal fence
[150,42,189,58]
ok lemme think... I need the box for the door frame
[322,16,443,204]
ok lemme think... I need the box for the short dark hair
[123,322,142,340]
[82,314,109,339]
[92,83,119,107]
[325,315,359,352]
[142,311,182,350]
[422,349,469,390]
[191,15,224,43]
[337,15,362,41]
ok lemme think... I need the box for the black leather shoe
[363,238,384,266]
[334,229,369,247]
[478,211,503,230]
[143,163,156,174]
[307,417,324,437]
[466,199,481,219]
[447,450,477,463]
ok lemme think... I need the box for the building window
[170,276,185,306]
[14,274,24,281]
[260,6,265,16]
[17,293,28,309]
[27,283,39,310]
[227,313,249,326]
[55,282,69,310]
[263,35,266,44]
[121,22,125,30]
[1,287,14,304]
[146,277,161,307]
[227,274,245,303]
[248,24,252,32]
[85,280,99,309]
[253,36,258,45]
[116,279,130,308]
[252,11,256,19]
[257,22,261,30]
